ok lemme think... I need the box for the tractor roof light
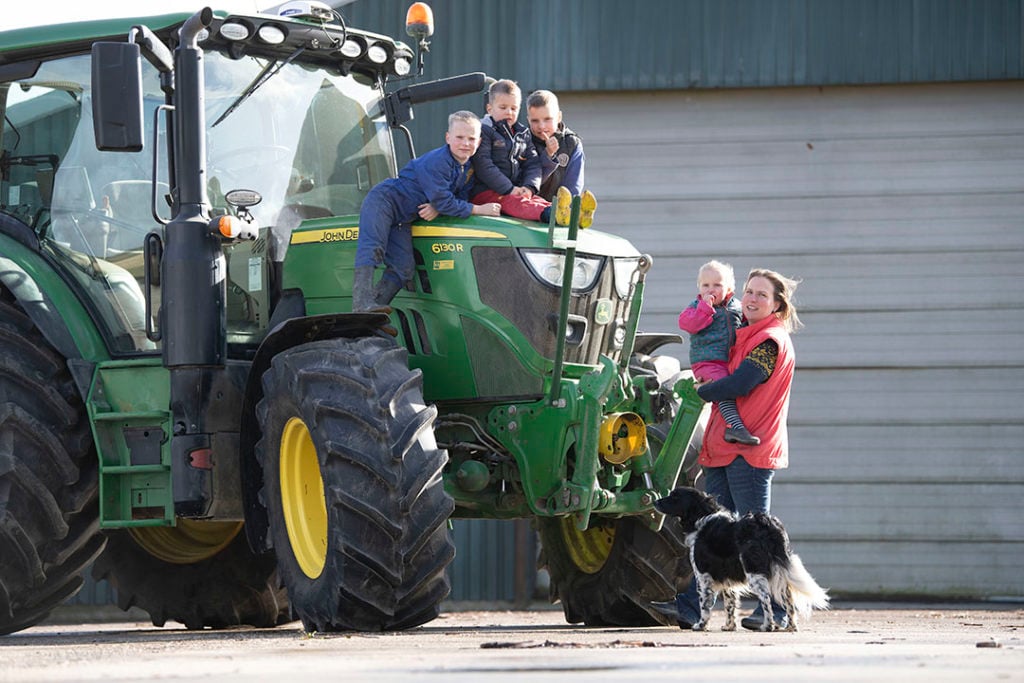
[339,37,364,58]
[405,2,433,76]
[406,2,434,40]
[219,21,251,41]
[392,56,412,76]
[366,43,389,64]
[257,24,287,45]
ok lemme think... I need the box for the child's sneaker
[579,190,597,228]
[724,425,761,446]
[554,186,572,226]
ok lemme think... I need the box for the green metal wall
[70,519,533,611]
[342,0,1023,89]
[341,0,1023,156]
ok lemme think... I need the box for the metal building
[340,0,1024,600]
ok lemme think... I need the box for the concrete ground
[1,602,1021,682]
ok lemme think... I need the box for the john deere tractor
[0,3,705,635]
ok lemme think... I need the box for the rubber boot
[554,186,572,226]
[352,266,378,312]
[372,276,405,307]
[579,189,597,228]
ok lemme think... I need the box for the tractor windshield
[203,51,396,256]
[0,46,394,354]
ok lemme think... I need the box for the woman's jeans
[673,457,778,623]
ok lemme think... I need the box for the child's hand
[542,135,559,158]
[472,202,501,217]
[701,293,718,306]
[418,203,439,221]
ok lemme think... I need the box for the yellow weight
[598,412,647,464]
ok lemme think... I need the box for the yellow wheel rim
[280,417,327,579]
[559,517,616,574]
[129,519,242,565]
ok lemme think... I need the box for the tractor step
[87,360,174,527]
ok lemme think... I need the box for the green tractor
[0,3,705,635]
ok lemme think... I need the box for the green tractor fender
[0,228,108,367]
[237,309,393,552]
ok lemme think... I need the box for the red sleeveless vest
[698,315,795,470]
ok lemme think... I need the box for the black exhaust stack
[161,8,223,516]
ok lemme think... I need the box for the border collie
[655,486,829,631]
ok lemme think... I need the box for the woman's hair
[747,268,803,332]
[698,259,735,292]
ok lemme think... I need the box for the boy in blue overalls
[353,111,500,311]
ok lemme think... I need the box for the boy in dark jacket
[471,80,595,227]
[527,89,585,202]
[353,111,500,312]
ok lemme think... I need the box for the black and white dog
[655,486,829,632]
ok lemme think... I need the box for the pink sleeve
[678,298,714,333]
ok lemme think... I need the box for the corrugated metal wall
[343,0,1024,89]
[341,0,1024,153]
[71,518,531,611]
[563,80,1024,597]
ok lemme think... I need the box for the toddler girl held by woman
[678,260,760,446]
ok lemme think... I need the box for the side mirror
[91,42,144,152]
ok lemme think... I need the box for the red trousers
[472,189,550,221]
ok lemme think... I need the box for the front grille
[472,246,632,366]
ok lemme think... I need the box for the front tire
[537,351,704,627]
[538,513,691,626]
[256,336,454,632]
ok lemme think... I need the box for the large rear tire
[256,336,454,632]
[0,295,105,636]
[92,521,290,629]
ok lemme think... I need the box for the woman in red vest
[652,267,802,630]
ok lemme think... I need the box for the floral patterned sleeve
[746,340,778,379]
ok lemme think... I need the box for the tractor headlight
[520,249,604,292]
[613,257,640,298]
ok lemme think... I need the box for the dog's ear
[698,489,720,508]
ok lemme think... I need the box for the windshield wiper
[211,46,305,128]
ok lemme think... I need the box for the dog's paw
[692,621,709,631]
[721,623,736,632]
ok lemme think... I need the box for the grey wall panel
[566,81,1023,598]
[793,311,1020,368]
[789,369,1024,425]
[786,424,1024,483]
[772,483,1023,541]
[787,541,1024,596]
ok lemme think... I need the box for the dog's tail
[776,553,830,619]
